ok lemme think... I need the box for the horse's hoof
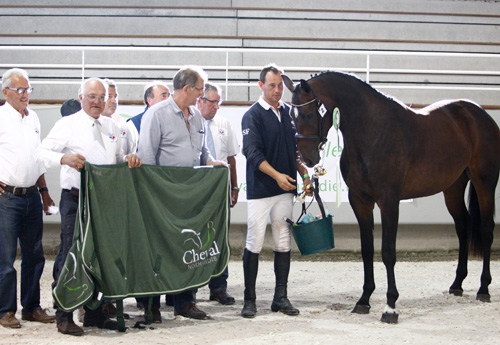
[449,288,463,297]
[351,304,370,314]
[380,312,399,324]
[476,293,491,303]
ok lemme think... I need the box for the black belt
[2,184,38,195]
[64,188,80,197]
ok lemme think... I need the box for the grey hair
[2,68,30,89]
[78,77,108,97]
[103,78,117,89]
[204,82,222,96]
[172,65,208,91]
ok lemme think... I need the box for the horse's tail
[468,182,484,257]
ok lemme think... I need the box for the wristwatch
[232,186,240,191]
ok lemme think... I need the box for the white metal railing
[1,46,499,101]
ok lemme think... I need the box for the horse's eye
[306,113,313,119]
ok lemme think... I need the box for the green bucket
[291,215,334,255]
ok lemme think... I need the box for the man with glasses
[0,68,57,329]
[137,66,226,322]
[36,77,142,336]
[195,82,239,305]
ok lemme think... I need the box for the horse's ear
[299,79,311,93]
[282,74,295,92]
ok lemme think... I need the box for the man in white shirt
[102,79,137,153]
[0,68,56,329]
[196,82,239,305]
[36,77,142,336]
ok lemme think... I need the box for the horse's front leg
[349,193,376,315]
[379,199,400,324]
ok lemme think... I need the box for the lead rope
[333,107,342,207]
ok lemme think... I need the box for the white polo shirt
[0,102,45,187]
[35,109,126,190]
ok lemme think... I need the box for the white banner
[117,105,348,204]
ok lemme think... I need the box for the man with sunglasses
[196,82,239,305]
[0,68,57,329]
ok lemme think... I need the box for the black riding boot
[241,248,259,318]
[271,250,300,316]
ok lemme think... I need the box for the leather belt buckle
[13,186,26,195]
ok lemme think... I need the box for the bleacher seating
[0,1,499,106]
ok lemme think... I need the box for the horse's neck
[337,94,384,150]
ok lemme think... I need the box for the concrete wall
[0,1,499,105]
[35,104,500,226]
[2,0,500,225]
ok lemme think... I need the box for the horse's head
[283,74,333,168]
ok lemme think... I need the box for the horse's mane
[309,71,410,111]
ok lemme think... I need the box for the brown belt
[2,184,38,195]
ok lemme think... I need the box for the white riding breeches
[245,193,294,253]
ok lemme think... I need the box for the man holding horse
[241,63,311,318]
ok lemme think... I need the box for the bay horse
[283,71,500,323]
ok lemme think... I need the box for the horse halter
[291,83,331,151]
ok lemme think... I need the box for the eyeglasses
[85,94,107,101]
[201,97,222,106]
[4,87,33,94]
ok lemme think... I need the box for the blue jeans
[53,189,79,323]
[0,191,45,318]
[52,190,78,288]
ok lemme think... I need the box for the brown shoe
[57,320,84,336]
[174,302,208,320]
[22,309,56,323]
[0,311,21,328]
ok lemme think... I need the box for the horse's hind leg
[348,192,376,315]
[469,172,498,302]
[378,198,400,324]
[443,173,470,296]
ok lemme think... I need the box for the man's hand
[303,177,313,197]
[276,173,296,192]
[125,154,142,168]
[207,160,228,168]
[230,189,238,208]
[41,191,55,215]
[61,154,86,171]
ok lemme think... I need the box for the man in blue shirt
[241,64,311,318]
